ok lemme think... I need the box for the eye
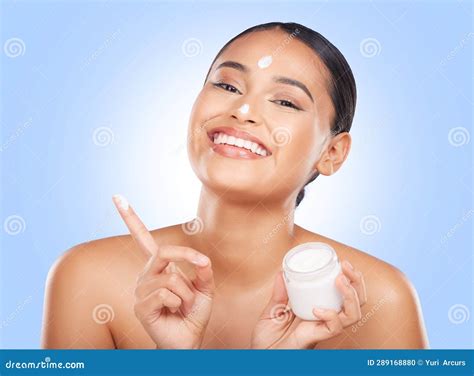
[272,99,301,111]
[212,82,241,94]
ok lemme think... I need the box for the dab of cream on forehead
[257,55,272,69]
[239,103,249,114]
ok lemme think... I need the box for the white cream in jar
[282,242,343,321]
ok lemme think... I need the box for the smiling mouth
[207,127,272,159]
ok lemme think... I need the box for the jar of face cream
[282,242,343,321]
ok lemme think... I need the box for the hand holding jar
[251,242,367,349]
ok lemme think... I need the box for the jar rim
[282,242,337,275]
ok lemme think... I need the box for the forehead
[212,29,331,95]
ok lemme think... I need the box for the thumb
[260,270,290,320]
[192,260,215,298]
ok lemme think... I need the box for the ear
[315,132,351,176]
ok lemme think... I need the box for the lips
[207,127,272,156]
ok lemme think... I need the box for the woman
[41,22,429,349]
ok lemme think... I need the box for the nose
[230,99,262,125]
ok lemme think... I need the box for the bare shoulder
[297,225,407,283]
[297,226,429,348]
[42,225,184,348]
[50,224,184,272]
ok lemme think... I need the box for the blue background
[1,0,472,349]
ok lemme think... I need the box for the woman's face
[187,29,336,206]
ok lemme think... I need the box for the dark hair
[205,22,357,208]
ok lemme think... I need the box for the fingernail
[113,194,129,211]
[193,254,210,266]
[344,260,354,270]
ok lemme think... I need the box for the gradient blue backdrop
[1,0,472,349]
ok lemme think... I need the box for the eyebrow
[215,60,314,103]
[273,76,314,103]
[215,60,248,73]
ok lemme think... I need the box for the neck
[188,186,300,290]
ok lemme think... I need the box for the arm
[41,244,116,349]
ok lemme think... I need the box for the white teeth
[212,132,269,156]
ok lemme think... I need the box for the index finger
[112,194,157,259]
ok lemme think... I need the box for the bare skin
[41,28,429,349]
[41,222,428,349]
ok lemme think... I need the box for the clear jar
[282,242,343,321]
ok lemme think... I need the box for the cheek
[274,113,320,159]
[187,91,218,157]
[188,91,214,128]
[272,121,322,185]
[189,89,232,125]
